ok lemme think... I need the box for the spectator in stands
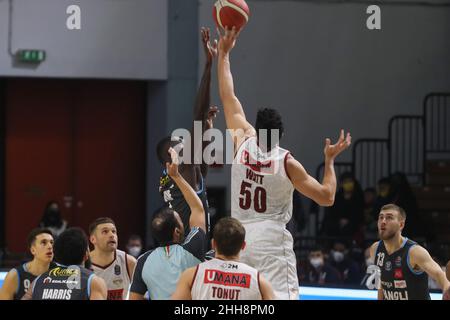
[321,172,364,241]
[348,240,365,268]
[389,172,421,238]
[363,187,378,240]
[300,246,342,286]
[126,234,143,258]
[374,177,393,211]
[39,201,67,238]
[329,240,363,286]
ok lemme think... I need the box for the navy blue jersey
[12,262,57,300]
[32,265,95,300]
[375,238,430,300]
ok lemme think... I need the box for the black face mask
[44,208,62,227]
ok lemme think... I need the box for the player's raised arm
[193,28,216,124]
[217,27,255,144]
[167,148,206,232]
[185,28,219,178]
[286,130,351,206]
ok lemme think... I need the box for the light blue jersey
[130,227,206,300]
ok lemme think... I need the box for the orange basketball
[213,0,250,31]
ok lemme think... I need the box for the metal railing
[423,93,450,184]
[388,115,424,185]
[352,138,389,190]
[424,93,450,154]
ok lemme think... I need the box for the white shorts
[240,220,299,300]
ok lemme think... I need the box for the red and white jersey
[231,137,294,225]
[91,250,131,300]
[191,258,262,300]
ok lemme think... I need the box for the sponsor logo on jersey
[383,289,409,300]
[42,278,79,285]
[394,280,407,289]
[241,150,275,174]
[394,268,403,279]
[381,280,392,289]
[159,175,170,188]
[220,263,238,270]
[112,278,123,286]
[107,289,124,300]
[204,269,251,288]
[49,267,79,277]
[395,256,402,267]
[385,261,392,271]
[114,265,121,276]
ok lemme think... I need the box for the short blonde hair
[381,204,406,220]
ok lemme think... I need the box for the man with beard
[368,204,450,300]
[0,228,55,300]
[89,218,137,300]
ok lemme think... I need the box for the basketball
[213,0,250,31]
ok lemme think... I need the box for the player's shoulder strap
[403,237,416,249]
[234,135,256,159]
[374,240,384,256]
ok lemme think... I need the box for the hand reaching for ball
[201,27,218,64]
[217,26,241,55]
[166,147,180,179]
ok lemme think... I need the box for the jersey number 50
[239,181,267,213]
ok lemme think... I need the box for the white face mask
[332,250,345,263]
[128,246,142,258]
[310,258,323,269]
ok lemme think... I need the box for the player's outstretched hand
[206,106,220,128]
[217,26,240,55]
[166,147,180,179]
[324,129,352,160]
[201,27,218,64]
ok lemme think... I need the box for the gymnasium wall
[0,0,167,80]
[199,0,450,212]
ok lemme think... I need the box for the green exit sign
[16,50,46,63]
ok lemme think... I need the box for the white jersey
[191,258,262,300]
[231,136,294,224]
[231,137,299,300]
[91,249,131,300]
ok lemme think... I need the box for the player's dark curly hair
[255,108,284,150]
[54,228,89,266]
